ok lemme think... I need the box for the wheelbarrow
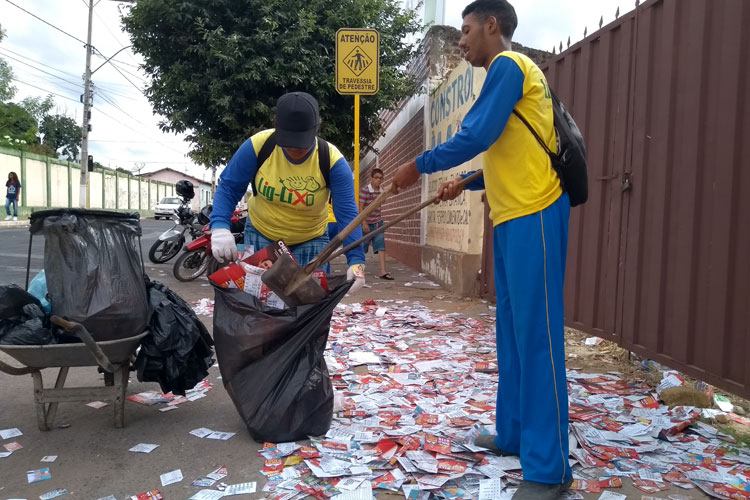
[0,316,148,431]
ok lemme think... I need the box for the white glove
[346,264,366,294]
[211,228,237,263]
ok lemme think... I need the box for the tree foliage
[121,0,422,167]
[0,102,37,144]
[20,95,55,123]
[0,24,17,102]
[40,114,82,160]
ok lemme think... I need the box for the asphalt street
[1,218,177,289]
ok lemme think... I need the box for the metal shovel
[262,184,395,306]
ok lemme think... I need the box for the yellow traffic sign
[336,29,379,95]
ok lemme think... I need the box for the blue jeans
[493,193,571,484]
[244,221,329,271]
[364,220,385,253]
[5,197,18,216]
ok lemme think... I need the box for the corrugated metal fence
[484,0,750,398]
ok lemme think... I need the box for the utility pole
[79,0,94,208]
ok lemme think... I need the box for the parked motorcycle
[148,202,204,263]
[172,205,246,282]
[148,180,203,264]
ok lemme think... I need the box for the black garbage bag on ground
[29,209,148,342]
[135,279,215,396]
[213,276,352,443]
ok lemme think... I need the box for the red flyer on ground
[424,434,451,454]
[437,459,468,474]
[299,446,320,458]
[263,459,284,473]
[133,491,163,500]
[375,439,399,459]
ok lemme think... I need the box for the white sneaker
[12,216,17,221]
[4,216,10,220]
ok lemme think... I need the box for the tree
[121,0,422,167]
[0,102,37,146]
[0,24,18,102]
[20,95,55,123]
[40,114,82,160]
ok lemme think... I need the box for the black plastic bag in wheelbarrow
[213,276,352,443]
[135,279,215,396]
[29,209,148,342]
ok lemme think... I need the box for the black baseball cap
[274,92,320,149]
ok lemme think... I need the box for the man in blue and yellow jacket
[393,1,571,498]
[210,92,366,291]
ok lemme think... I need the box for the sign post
[335,28,379,205]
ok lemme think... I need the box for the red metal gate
[481,0,750,398]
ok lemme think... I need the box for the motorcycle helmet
[198,204,213,225]
[175,179,195,200]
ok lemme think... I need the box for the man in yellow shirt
[210,92,366,292]
[393,1,571,498]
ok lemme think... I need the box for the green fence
[0,147,174,217]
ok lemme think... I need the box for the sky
[1,0,634,181]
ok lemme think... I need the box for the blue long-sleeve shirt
[210,133,365,266]
[416,56,524,177]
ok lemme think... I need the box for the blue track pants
[493,193,572,484]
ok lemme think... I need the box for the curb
[0,220,29,228]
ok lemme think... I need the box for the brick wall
[361,111,424,270]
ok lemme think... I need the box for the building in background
[138,168,212,211]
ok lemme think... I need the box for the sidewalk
[0,218,28,228]
[0,249,746,499]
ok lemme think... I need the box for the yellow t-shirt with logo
[247,129,344,244]
[416,51,561,226]
[484,52,561,224]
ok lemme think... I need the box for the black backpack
[513,90,589,206]
[249,131,330,196]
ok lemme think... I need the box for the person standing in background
[359,168,393,280]
[5,171,21,221]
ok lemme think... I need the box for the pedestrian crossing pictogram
[343,46,372,76]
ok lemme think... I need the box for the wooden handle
[327,170,484,263]
[303,184,394,273]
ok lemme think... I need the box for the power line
[96,90,152,129]
[3,0,89,47]
[95,107,186,155]
[0,51,83,89]
[108,59,146,83]
[100,57,145,95]
[9,77,80,103]
[0,47,80,78]
[92,7,140,69]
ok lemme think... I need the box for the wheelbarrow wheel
[173,248,210,282]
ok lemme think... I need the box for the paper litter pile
[254,300,750,500]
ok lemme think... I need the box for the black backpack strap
[513,109,555,157]
[316,137,330,188]
[250,131,278,196]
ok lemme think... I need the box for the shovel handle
[303,184,395,273]
[327,170,484,263]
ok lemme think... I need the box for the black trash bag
[213,276,352,443]
[135,279,215,396]
[0,300,51,345]
[0,284,41,319]
[29,209,148,342]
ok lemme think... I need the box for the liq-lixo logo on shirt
[256,175,323,206]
